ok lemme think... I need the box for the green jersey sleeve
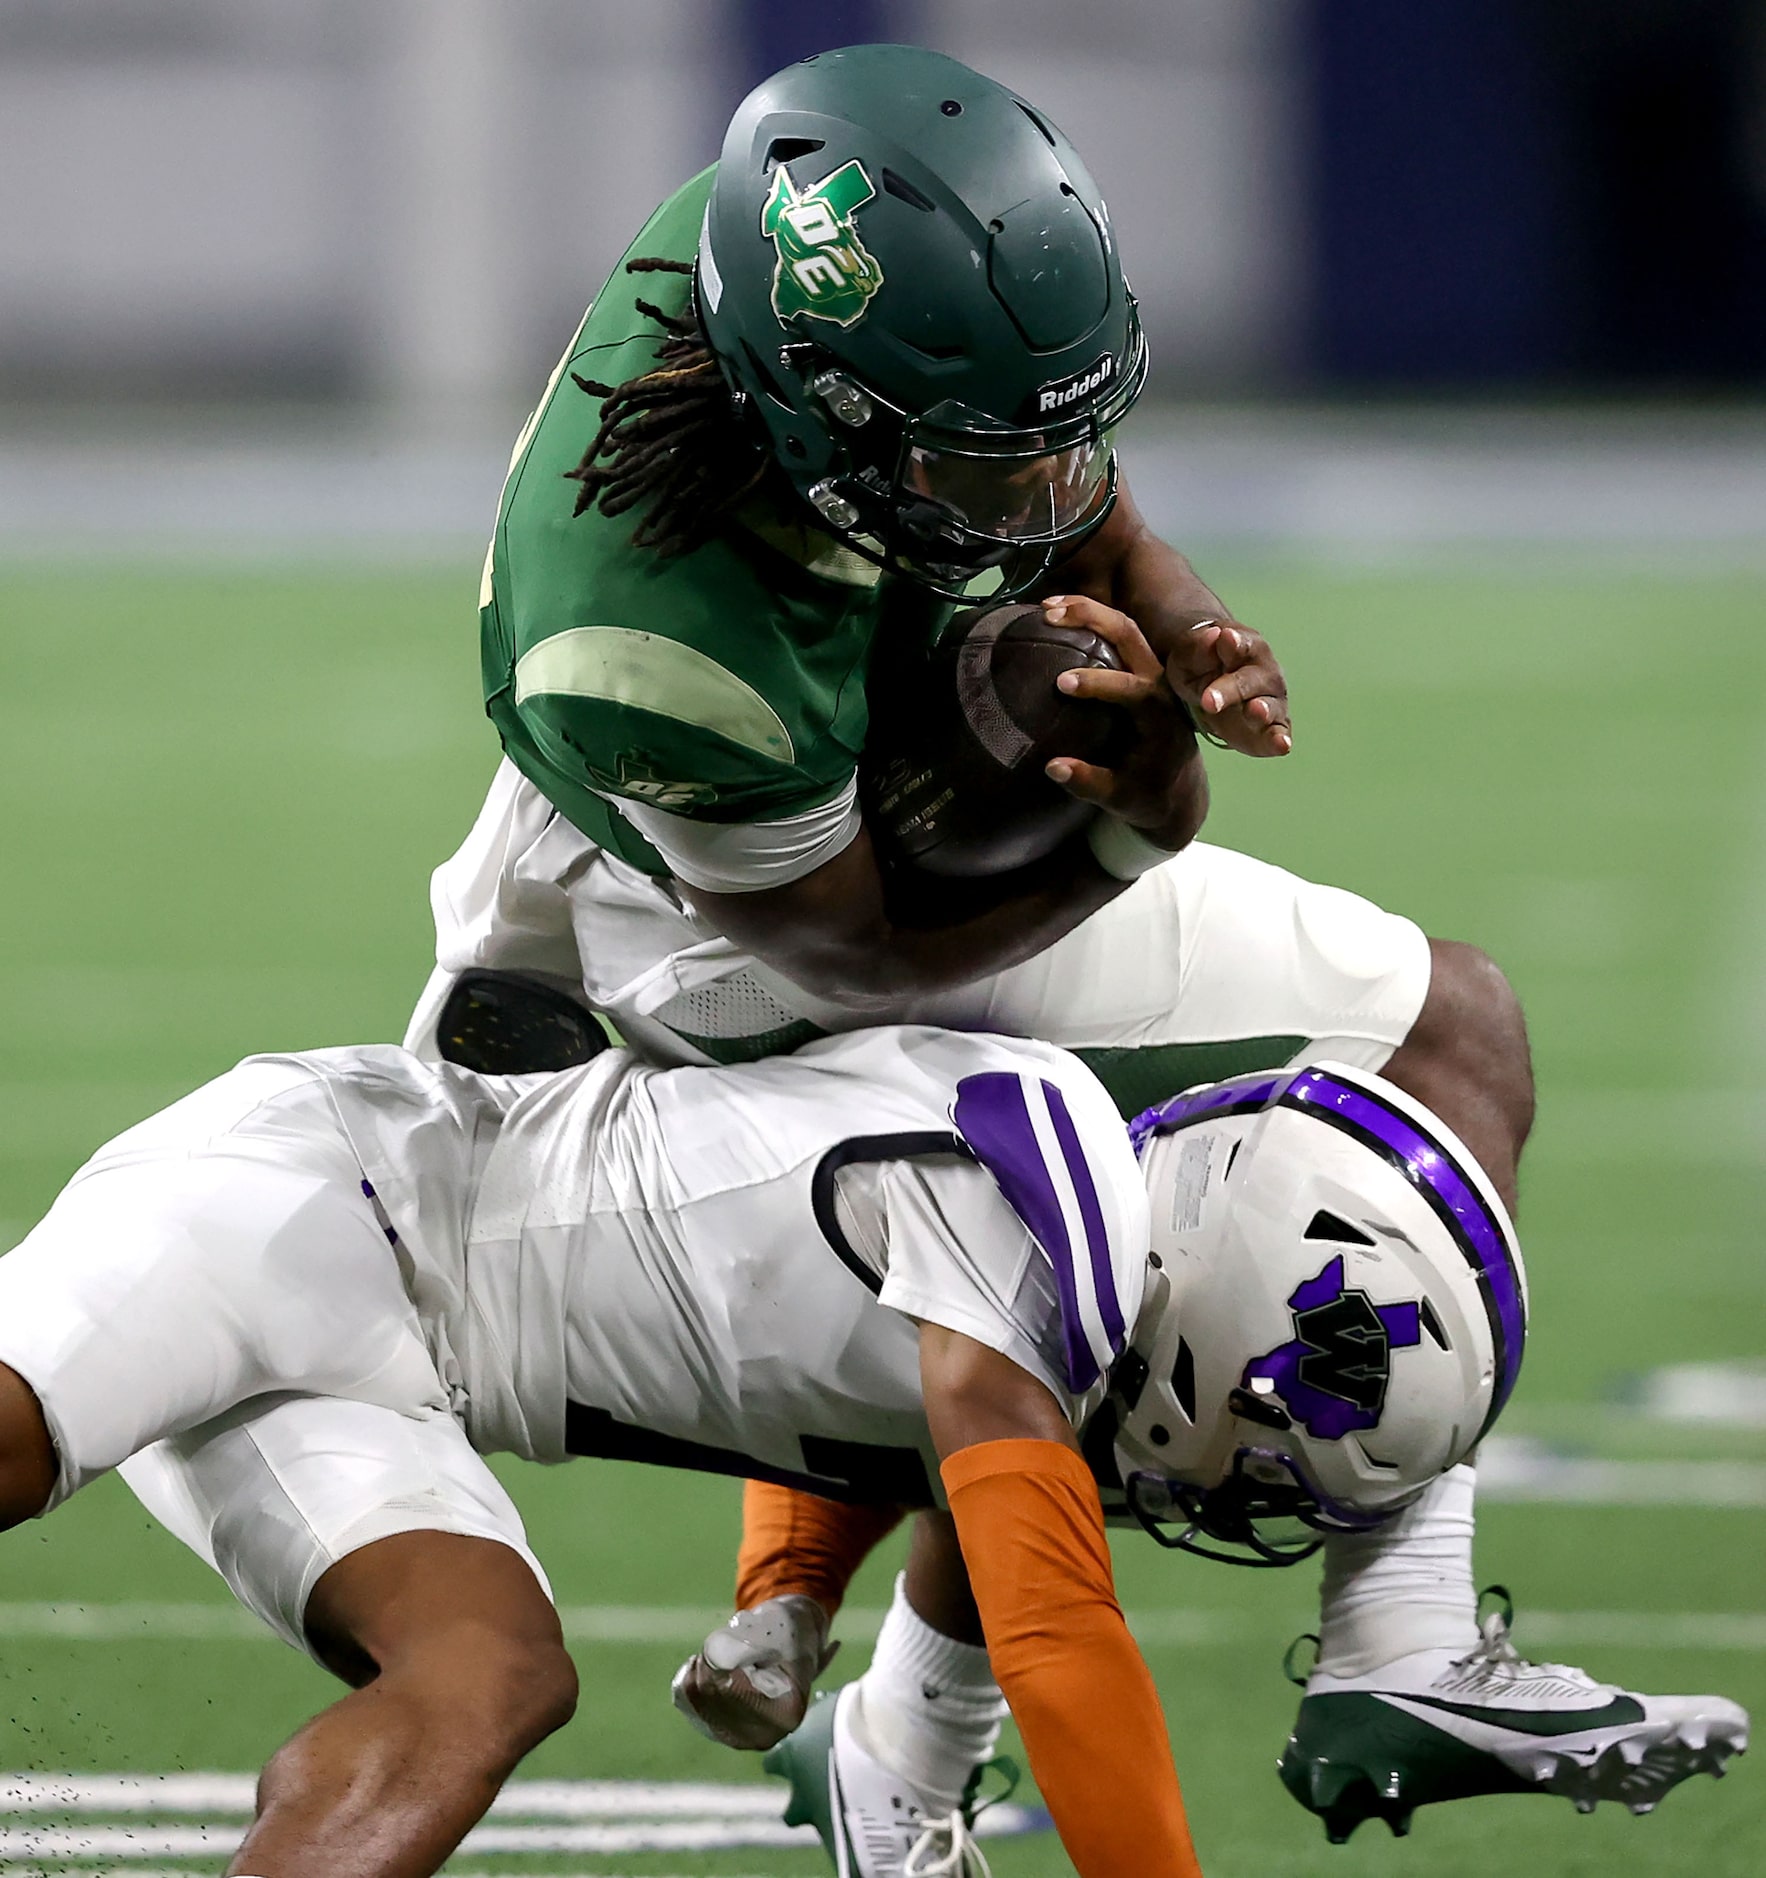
[479,168,914,882]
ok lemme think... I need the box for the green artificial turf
[0,561,1761,1874]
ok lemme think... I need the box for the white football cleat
[766,1685,998,1878]
[1280,1592,1750,1841]
[670,1594,838,1751]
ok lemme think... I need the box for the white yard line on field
[562,1603,737,1643]
[0,1825,824,1859]
[1708,701,1766,1088]
[1476,1439,1766,1507]
[1520,1611,1766,1652]
[0,1775,788,1816]
[0,1793,1048,1860]
[0,1602,264,1640]
[0,1603,1760,1651]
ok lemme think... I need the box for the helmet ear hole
[1303,1208,1374,1245]
[1013,99,1056,146]
[881,168,938,214]
[1171,1337,1197,1423]
[899,336,965,363]
[1419,1297,1451,1349]
[1227,1385,1293,1433]
[764,136,825,172]
[1111,1348,1151,1414]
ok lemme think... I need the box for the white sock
[848,1574,1007,1810]
[1314,1462,1481,1678]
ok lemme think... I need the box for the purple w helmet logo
[1244,1255,1421,1441]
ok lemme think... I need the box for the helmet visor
[901,432,1115,545]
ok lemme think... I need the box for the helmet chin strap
[1124,1467,1325,1570]
[797,487,1058,603]
[1126,1438,1403,1570]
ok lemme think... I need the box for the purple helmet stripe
[1044,1079,1126,1353]
[1128,1073,1287,1158]
[953,1071,1125,1391]
[1278,1069,1524,1428]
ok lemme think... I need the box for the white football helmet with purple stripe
[1102,1061,1526,1566]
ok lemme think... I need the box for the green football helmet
[697,44,1148,599]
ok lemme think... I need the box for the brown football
[863,601,1128,878]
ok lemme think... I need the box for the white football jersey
[320,1027,1150,1505]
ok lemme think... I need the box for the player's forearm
[1114,533,1231,667]
[702,830,1128,1009]
[687,722,1206,1010]
[943,1440,1204,1877]
[1048,481,1228,666]
[861,835,1132,1000]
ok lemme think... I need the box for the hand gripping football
[863,601,1129,877]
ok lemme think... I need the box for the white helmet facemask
[1090,1062,1527,1568]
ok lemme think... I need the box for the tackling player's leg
[1,1361,579,1878]
[1379,936,1533,1213]
[234,1531,577,1878]
[0,1055,580,1878]
[0,1344,578,1878]
[0,1361,58,1527]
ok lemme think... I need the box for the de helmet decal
[762,160,885,328]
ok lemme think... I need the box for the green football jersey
[481,167,947,880]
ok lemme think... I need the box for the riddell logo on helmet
[1035,353,1115,415]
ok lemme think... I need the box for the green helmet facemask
[697,43,1148,599]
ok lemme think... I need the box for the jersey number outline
[564,1403,933,1506]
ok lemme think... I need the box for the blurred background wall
[6,0,1762,414]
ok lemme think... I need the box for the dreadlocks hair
[563,256,772,557]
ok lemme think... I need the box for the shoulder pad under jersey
[952,1058,1148,1392]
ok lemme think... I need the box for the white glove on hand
[670,1594,840,1750]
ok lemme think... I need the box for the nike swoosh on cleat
[1390,1692,1646,1736]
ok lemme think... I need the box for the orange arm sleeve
[943,1438,1202,1878]
[734,1481,906,1616]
